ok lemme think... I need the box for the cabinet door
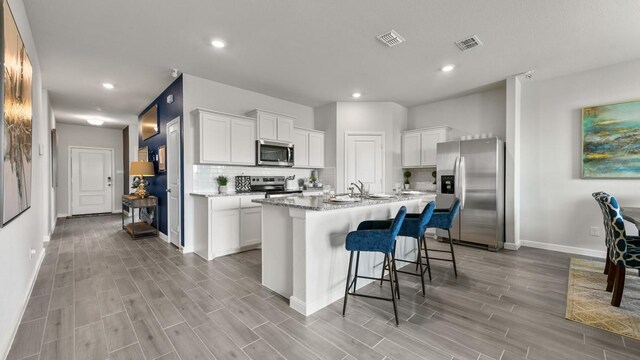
[210,209,240,256]
[402,132,421,167]
[293,129,309,167]
[308,131,324,168]
[258,113,278,140]
[420,131,440,167]
[277,117,294,142]
[231,119,256,165]
[240,207,262,247]
[199,113,231,164]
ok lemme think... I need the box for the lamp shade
[130,161,155,177]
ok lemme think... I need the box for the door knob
[166,189,171,193]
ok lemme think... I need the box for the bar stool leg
[353,252,361,291]
[342,251,354,316]
[422,236,432,281]
[391,250,400,299]
[379,253,388,287]
[387,252,399,326]
[448,229,458,277]
[417,236,426,296]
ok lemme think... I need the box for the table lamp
[130,161,155,198]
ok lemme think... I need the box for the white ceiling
[24,0,640,129]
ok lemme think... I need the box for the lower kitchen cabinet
[192,194,263,260]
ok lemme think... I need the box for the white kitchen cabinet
[401,126,450,168]
[231,118,256,165]
[197,112,230,164]
[402,132,421,167]
[193,108,257,165]
[246,109,295,142]
[293,129,309,167]
[293,128,324,168]
[308,131,325,168]
[240,207,262,247]
[192,194,263,260]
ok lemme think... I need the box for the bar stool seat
[342,206,408,326]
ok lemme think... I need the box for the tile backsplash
[193,165,314,193]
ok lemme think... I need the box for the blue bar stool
[378,201,436,297]
[420,198,461,279]
[342,206,407,326]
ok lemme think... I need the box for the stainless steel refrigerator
[436,138,505,251]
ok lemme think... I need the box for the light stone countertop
[252,194,423,211]
[190,192,266,198]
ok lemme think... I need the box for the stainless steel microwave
[256,140,294,167]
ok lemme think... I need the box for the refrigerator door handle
[459,156,466,209]
[453,156,460,198]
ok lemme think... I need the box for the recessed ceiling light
[211,39,226,48]
[102,83,114,89]
[352,92,362,98]
[87,118,104,126]
[441,64,455,72]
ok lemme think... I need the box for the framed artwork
[582,99,640,178]
[139,104,159,140]
[1,0,33,226]
[158,145,166,172]
[138,146,148,161]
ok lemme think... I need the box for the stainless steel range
[250,176,302,198]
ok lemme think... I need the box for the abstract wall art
[582,99,640,178]
[1,0,33,226]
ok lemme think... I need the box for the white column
[505,76,521,250]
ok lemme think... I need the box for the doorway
[69,147,114,215]
[167,117,181,247]
[344,132,385,194]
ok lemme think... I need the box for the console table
[122,195,159,238]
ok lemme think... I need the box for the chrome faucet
[350,180,364,196]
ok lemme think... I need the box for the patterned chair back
[593,191,611,247]
[600,194,629,266]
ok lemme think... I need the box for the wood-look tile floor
[7,215,640,360]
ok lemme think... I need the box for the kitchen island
[253,194,424,316]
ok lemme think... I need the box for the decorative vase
[404,184,410,190]
[219,185,228,194]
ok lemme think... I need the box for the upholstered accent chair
[601,194,640,307]
[342,206,407,325]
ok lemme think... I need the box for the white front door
[345,134,384,193]
[167,118,181,247]
[70,147,113,215]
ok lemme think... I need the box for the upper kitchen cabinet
[246,109,295,142]
[402,126,450,167]
[293,127,324,168]
[193,108,256,165]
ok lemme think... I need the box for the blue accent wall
[138,76,183,241]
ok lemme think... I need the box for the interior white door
[167,118,181,247]
[71,147,113,215]
[345,134,384,193]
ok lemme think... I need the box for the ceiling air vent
[455,35,483,51]
[377,30,405,47]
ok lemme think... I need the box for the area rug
[566,258,640,340]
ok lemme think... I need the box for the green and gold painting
[582,100,640,178]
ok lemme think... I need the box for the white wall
[0,0,54,357]
[334,102,407,193]
[56,123,125,216]
[408,86,507,140]
[520,59,640,256]
[182,74,315,252]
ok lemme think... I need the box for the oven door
[256,140,294,166]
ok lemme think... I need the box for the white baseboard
[520,239,606,259]
[3,249,45,360]
[57,213,68,218]
[181,246,194,254]
[504,241,521,250]
[43,235,50,242]
[158,232,168,242]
